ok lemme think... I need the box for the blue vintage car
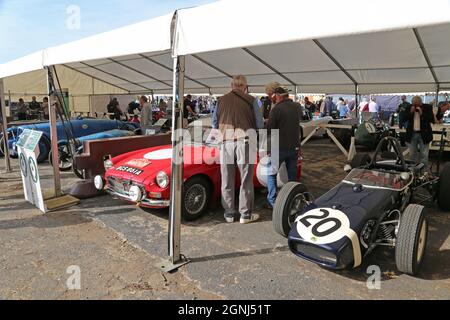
[1,119,139,163]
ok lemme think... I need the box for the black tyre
[350,153,371,169]
[181,176,211,221]
[395,204,428,276]
[48,141,73,171]
[0,134,5,157]
[36,137,51,163]
[438,163,450,211]
[273,182,310,238]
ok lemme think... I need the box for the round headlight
[129,186,142,202]
[94,175,104,190]
[156,171,169,189]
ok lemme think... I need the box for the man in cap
[263,82,281,123]
[266,86,302,209]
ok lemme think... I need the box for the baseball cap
[273,86,291,95]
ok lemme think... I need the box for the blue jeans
[267,149,299,206]
[407,132,430,170]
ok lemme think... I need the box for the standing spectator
[347,99,356,112]
[336,97,345,113]
[42,97,49,119]
[316,99,323,113]
[17,98,27,120]
[213,75,264,224]
[368,97,379,120]
[397,95,411,129]
[107,98,123,120]
[263,82,280,123]
[358,97,369,112]
[28,96,41,112]
[139,96,151,127]
[322,97,334,117]
[405,96,435,171]
[436,102,450,124]
[339,101,350,119]
[183,94,197,126]
[266,86,302,208]
[304,97,316,119]
[158,99,168,113]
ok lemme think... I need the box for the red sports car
[94,124,302,221]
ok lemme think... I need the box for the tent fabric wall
[3,65,128,112]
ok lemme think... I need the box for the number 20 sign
[295,208,352,245]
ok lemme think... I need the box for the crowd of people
[104,94,218,127]
[15,96,49,120]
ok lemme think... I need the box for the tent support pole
[436,85,440,106]
[354,84,359,120]
[295,86,298,102]
[0,79,12,173]
[157,55,190,273]
[46,67,62,197]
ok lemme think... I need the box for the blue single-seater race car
[1,118,139,163]
[273,136,450,276]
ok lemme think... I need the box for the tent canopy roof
[1,0,450,95]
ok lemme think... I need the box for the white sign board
[16,129,46,213]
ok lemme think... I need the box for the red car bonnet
[106,144,220,186]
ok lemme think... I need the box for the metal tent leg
[0,79,12,173]
[157,55,190,273]
[46,67,62,197]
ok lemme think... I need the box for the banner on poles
[17,129,47,213]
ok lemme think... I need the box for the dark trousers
[267,149,299,206]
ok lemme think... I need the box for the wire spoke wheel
[58,144,73,170]
[184,184,207,215]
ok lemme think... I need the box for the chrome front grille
[107,176,132,197]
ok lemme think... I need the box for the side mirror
[344,165,352,173]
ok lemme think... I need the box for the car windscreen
[343,168,409,190]
[185,125,218,146]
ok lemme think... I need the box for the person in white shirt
[368,98,379,120]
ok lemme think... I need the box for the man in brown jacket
[212,75,264,224]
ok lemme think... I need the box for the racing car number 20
[295,208,362,267]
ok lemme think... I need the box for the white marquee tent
[1,0,450,96]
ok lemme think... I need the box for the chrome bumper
[105,188,170,207]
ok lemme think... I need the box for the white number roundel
[295,208,352,245]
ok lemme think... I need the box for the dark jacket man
[405,102,434,144]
